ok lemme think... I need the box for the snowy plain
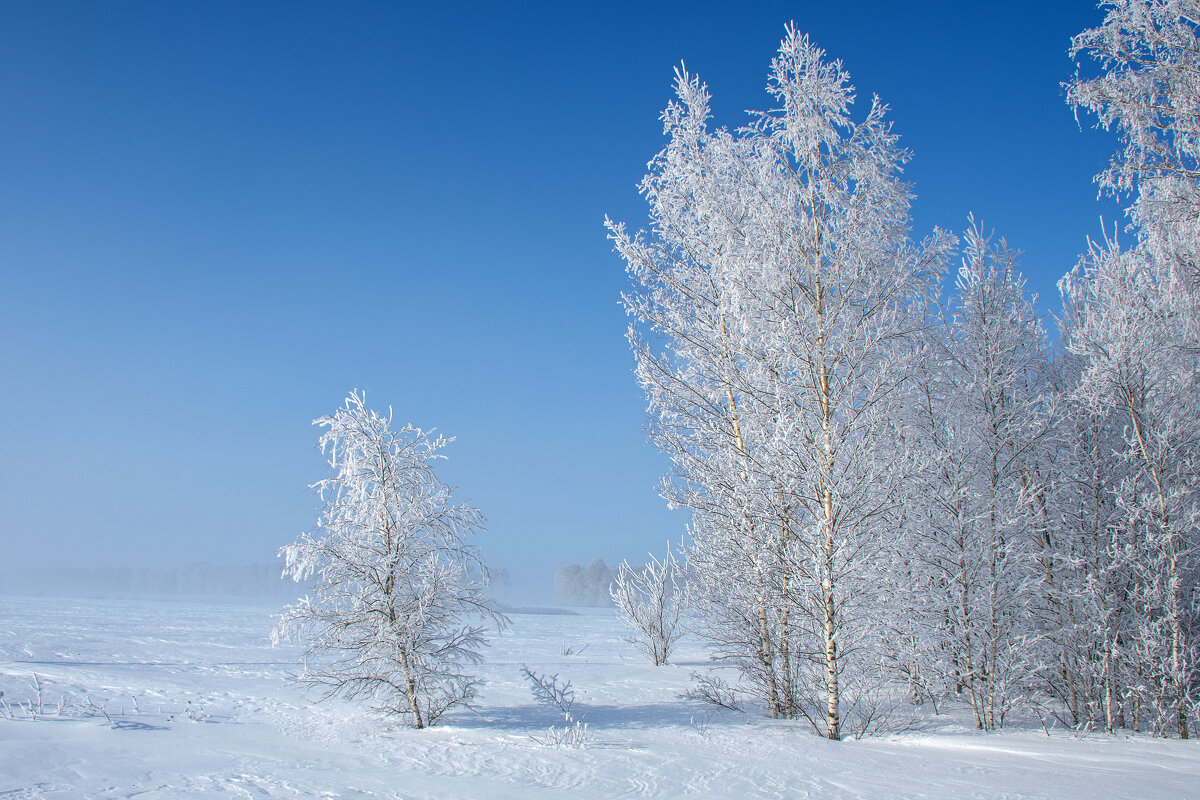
[0,595,1196,799]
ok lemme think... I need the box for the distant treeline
[553,555,690,607]
[553,559,626,607]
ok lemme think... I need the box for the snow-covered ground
[0,595,1195,799]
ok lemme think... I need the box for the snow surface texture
[0,596,1195,799]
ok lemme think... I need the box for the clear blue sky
[0,1,1121,600]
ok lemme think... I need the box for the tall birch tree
[1067,0,1200,737]
[609,26,950,739]
[1060,241,1199,737]
[907,223,1052,729]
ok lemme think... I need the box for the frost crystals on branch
[273,390,505,729]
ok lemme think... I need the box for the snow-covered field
[0,595,1195,799]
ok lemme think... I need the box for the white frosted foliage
[611,543,686,666]
[272,390,503,729]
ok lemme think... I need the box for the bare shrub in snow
[532,717,590,748]
[682,671,744,713]
[559,641,589,657]
[610,544,686,665]
[273,390,505,729]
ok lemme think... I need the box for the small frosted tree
[611,544,686,665]
[273,390,504,729]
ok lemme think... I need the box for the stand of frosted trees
[612,6,1199,739]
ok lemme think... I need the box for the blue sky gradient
[0,2,1122,599]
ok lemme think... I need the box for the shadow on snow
[449,700,738,732]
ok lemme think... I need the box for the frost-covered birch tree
[273,391,504,729]
[1065,0,1200,738]
[906,222,1052,729]
[1059,241,1199,738]
[608,59,792,720]
[1049,286,1140,732]
[1068,0,1200,299]
[609,26,950,739]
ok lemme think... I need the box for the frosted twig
[84,696,114,726]
[520,665,574,715]
[32,673,44,715]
